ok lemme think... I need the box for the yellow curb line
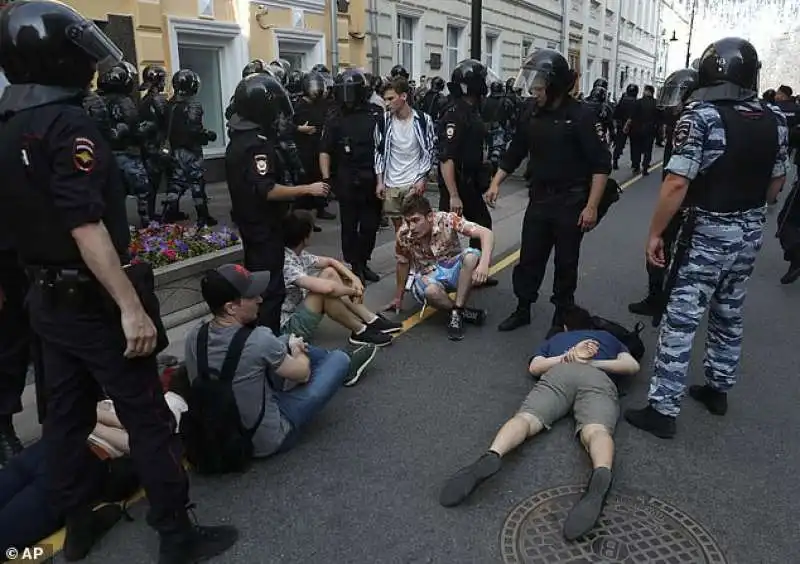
[31,168,657,559]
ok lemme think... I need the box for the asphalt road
[62,161,800,563]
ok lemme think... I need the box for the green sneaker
[344,345,378,386]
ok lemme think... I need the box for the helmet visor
[305,74,326,97]
[513,68,550,98]
[65,20,123,74]
[657,83,691,107]
[335,83,360,105]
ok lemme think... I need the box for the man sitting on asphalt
[391,194,494,341]
[185,264,378,460]
[282,211,401,347]
[439,305,640,540]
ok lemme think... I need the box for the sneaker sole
[447,333,465,341]
[344,346,378,387]
[348,336,392,347]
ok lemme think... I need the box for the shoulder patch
[445,122,456,140]
[594,122,605,141]
[672,118,692,149]
[73,137,96,173]
[253,154,269,176]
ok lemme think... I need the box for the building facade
[653,0,691,88]
[26,0,369,178]
[368,0,661,97]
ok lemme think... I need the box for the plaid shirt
[374,109,436,185]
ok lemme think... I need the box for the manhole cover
[500,485,727,564]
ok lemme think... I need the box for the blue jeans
[274,346,349,452]
[0,441,63,554]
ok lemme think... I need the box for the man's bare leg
[454,252,479,308]
[423,282,454,311]
[440,412,543,507]
[563,424,615,540]
[303,293,366,334]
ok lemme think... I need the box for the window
[601,60,610,79]
[397,16,414,75]
[177,46,225,152]
[485,34,497,71]
[522,39,532,62]
[446,26,462,75]
[280,51,305,70]
[198,0,213,17]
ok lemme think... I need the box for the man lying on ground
[282,211,401,347]
[388,194,494,341]
[439,305,639,540]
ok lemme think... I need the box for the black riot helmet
[762,88,776,103]
[233,72,293,133]
[370,73,385,94]
[302,71,327,99]
[390,65,409,80]
[430,76,445,93]
[333,68,369,107]
[693,37,760,102]
[593,78,609,90]
[449,59,488,98]
[625,83,639,97]
[513,49,572,104]
[587,85,607,103]
[0,0,123,88]
[657,68,698,108]
[172,69,200,98]
[140,64,167,92]
[286,70,304,95]
[311,63,329,74]
[97,61,136,95]
[242,58,268,78]
[268,61,287,85]
[489,81,503,95]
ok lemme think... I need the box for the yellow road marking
[34,169,657,558]
[396,168,657,334]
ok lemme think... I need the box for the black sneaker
[344,345,378,386]
[63,505,124,561]
[159,522,239,564]
[363,264,381,282]
[462,307,487,326]
[349,325,392,347]
[447,310,465,341]
[689,384,728,415]
[780,260,800,285]
[498,305,530,332]
[369,313,403,334]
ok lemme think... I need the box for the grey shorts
[518,363,619,434]
[383,186,412,217]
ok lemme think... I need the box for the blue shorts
[411,248,481,304]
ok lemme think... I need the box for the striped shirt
[374,109,436,185]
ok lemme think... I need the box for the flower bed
[130,223,240,268]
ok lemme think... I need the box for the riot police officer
[438,59,497,263]
[164,69,218,225]
[612,83,638,169]
[320,69,383,282]
[82,88,112,141]
[286,69,305,103]
[139,64,170,219]
[98,62,157,227]
[625,38,788,438]
[627,68,698,317]
[225,73,330,332]
[482,81,515,175]
[773,85,800,283]
[421,76,448,120]
[585,83,614,144]
[486,49,611,332]
[0,1,238,560]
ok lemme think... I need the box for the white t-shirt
[384,115,420,188]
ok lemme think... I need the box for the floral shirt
[395,211,480,271]
[281,248,320,327]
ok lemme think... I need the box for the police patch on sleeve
[73,137,96,173]
[445,123,456,140]
[253,154,269,176]
[594,122,605,141]
[672,118,692,149]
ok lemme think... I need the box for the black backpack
[591,315,646,362]
[180,324,266,475]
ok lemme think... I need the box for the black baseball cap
[201,264,270,311]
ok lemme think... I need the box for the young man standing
[392,195,494,341]
[282,212,400,346]
[440,306,639,540]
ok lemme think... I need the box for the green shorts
[280,303,323,342]
[383,186,412,217]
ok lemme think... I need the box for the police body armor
[83,90,112,140]
[104,93,149,153]
[140,89,168,154]
[685,104,778,213]
[169,99,211,149]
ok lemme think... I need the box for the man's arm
[374,118,386,175]
[413,112,436,183]
[315,256,360,285]
[275,352,311,383]
[294,275,358,298]
[459,220,494,269]
[590,352,640,376]
[528,354,567,376]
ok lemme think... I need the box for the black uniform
[628,93,659,172]
[612,90,637,166]
[776,97,800,282]
[292,82,329,213]
[139,66,170,212]
[321,97,382,277]
[438,98,493,249]
[503,97,610,318]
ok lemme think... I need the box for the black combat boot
[780,249,800,285]
[160,202,189,223]
[195,204,218,228]
[624,405,676,439]
[158,507,239,564]
[498,301,531,332]
[628,293,660,316]
[362,263,380,283]
[63,505,124,561]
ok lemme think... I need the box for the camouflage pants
[648,208,766,417]
[167,148,206,206]
[115,152,154,224]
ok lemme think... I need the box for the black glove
[204,129,218,142]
